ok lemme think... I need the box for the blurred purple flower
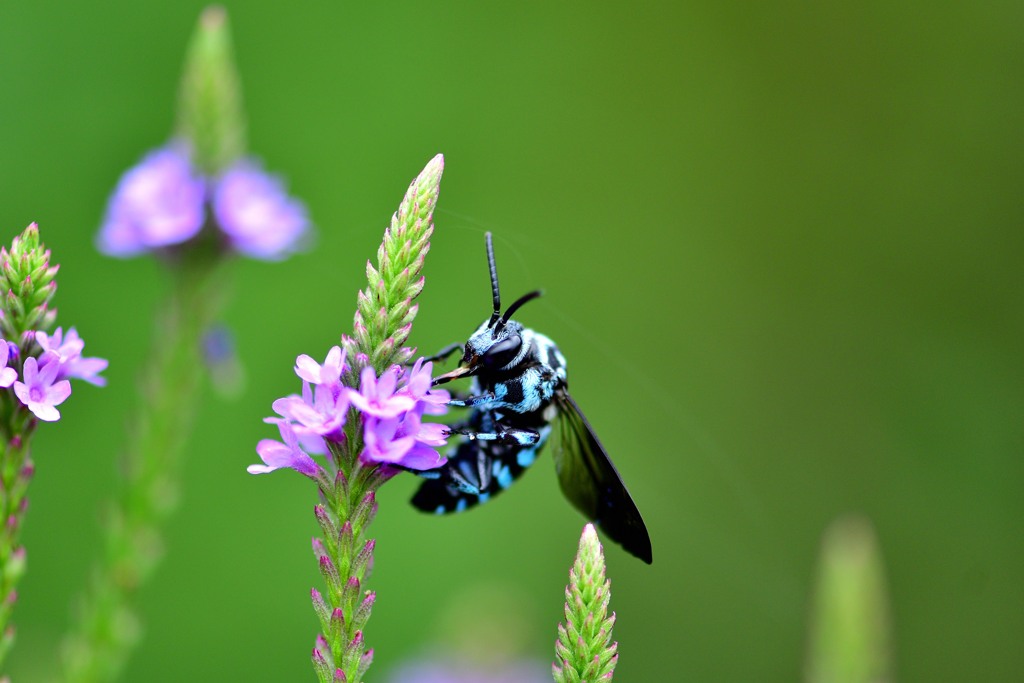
[36,327,108,386]
[248,420,321,477]
[0,339,17,388]
[97,145,206,257]
[97,142,309,261]
[387,659,551,683]
[213,162,310,260]
[13,353,71,422]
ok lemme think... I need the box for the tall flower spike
[553,524,618,682]
[65,7,304,679]
[252,156,447,683]
[345,154,444,373]
[0,224,105,672]
[804,515,893,683]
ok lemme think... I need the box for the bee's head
[432,233,542,385]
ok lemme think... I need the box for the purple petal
[21,357,39,384]
[36,353,61,385]
[415,422,449,447]
[67,357,109,386]
[295,354,321,384]
[376,367,399,398]
[12,382,30,406]
[357,367,378,399]
[0,367,15,388]
[397,441,446,470]
[26,401,60,422]
[44,380,72,407]
[250,423,320,477]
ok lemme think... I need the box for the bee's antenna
[501,290,543,325]
[486,232,501,328]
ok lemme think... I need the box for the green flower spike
[0,224,95,673]
[175,5,246,175]
[0,224,59,671]
[0,223,58,346]
[553,524,618,682]
[805,515,893,683]
[344,153,444,374]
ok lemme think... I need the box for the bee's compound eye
[481,334,522,369]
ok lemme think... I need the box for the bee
[411,233,652,563]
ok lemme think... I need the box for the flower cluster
[250,348,450,476]
[0,327,106,423]
[97,143,309,261]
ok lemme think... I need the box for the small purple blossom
[361,417,418,467]
[348,366,416,419]
[361,411,447,470]
[97,145,206,257]
[0,339,16,388]
[402,358,450,415]
[249,420,321,477]
[272,379,350,445]
[97,142,309,261]
[213,162,310,260]
[36,327,108,386]
[13,352,72,422]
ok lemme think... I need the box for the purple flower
[361,417,417,466]
[387,659,551,683]
[97,142,309,262]
[272,379,350,445]
[348,366,416,419]
[248,420,321,477]
[402,358,450,415]
[295,346,347,398]
[13,353,72,422]
[36,327,108,386]
[361,411,447,471]
[97,145,206,257]
[0,340,17,388]
[213,162,310,260]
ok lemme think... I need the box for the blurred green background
[1,1,1022,681]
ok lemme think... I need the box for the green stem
[311,434,392,683]
[0,410,37,673]
[60,252,228,683]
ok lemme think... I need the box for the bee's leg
[445,425,540,447]
[413,342,463,365]
[442,388,474,404]
[447,392,498,409]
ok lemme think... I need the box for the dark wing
[552,390,653,564]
